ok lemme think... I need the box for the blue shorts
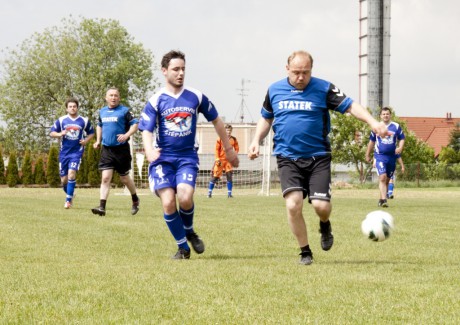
[375,155,396,178]
[59,156,81,177]
[148,155,199,195]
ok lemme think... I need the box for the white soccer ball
[361,210,394,242]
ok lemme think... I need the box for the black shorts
[99,144,132,176]
[277,155,332,203]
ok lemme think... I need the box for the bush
[22,149,34,185]
[46,145,61,187]
[34,156,46,185]
[6,151,20,187]
[0,146,5,184]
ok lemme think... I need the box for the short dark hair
[65,97,79,108]
[225,124,233,130]
[380,106,392,115]
[161,50,186,69]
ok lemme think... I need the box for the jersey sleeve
[50,119,61,133]
[138,101,158,132]
[326,83,353,114]
[261,90,274,119]
[84,118,95,135]
[198,94,219,122]
[369,131,377,142]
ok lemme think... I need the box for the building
[400,113,459,156]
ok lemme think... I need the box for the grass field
[1,187,459,324]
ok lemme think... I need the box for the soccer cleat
[131,200,140,215]
[64,201,72,209]
[228,194,233,198]
[207,193,212,198]
[91,206,106,216]
[389,194,394,199]
[171,248,191,260]
[186,232,205,254]
[319,221,334,251]
[299,251,313,265]
[378,199,389,208]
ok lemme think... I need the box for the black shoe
[171,248,191,260]
[207,193,212,198]
[131,200,140,215]
[186,232,205,254]
[389,195,394,199]
[319,221,334,251]
[91,206,106,216]
[228,194,233,198]
[378,199,389,208]
[299,251,313,265]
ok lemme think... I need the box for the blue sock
[208,182,215,195]
[227,181,233,196]
[388,183,394,196]
[66,179,76,202]
[164,211,189,250]
[62,183,67,194]
[179,205,194,235]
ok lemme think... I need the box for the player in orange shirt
[207,124,239,198]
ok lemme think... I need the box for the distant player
[139,50,239,260]
[366,107,405,207]
[207,124,239,198]
[50,97,94,209]
[387,155,405,199]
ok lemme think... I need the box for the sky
[0,0,459,122]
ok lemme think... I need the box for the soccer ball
[361,210,394,242]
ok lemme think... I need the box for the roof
[399,114,460,156]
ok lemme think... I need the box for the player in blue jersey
[139,50,239,260]
[50,97,95,209]
[248,50,388,265]
[91,87,140,217]
[366,107,405,207]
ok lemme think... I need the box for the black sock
[320,220,331,231]
[100,200,107,209]
[132,194,139,202]
[300,245,311,253]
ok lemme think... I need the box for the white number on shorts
[182,173,194,181]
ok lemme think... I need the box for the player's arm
[248,117,272,160]
[347,102,387,137]
[398,157,405,173]
[233,137,240,154]
[395,139,405,155]
[93,125,102,149]
[365,139,375,163]
[50,130,65,138]
[212,117,239,168]
[142,130,161,163]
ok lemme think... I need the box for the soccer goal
[129,123,280,196]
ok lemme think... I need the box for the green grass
[0,187,459,324]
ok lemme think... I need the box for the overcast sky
[1,0,459,121]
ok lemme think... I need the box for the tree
[22,149,34,185]
[46,145,61,187]
[447,127,460,152]
[34,156,46,185]
[6,151,20,187]
[330,112,372,183]
[0,16,156,153]
[87,142,101,187]
[76,144,89,185]
[0,145,5,184]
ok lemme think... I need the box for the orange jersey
[215,136,239,161]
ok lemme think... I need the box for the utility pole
[234,78,253,123]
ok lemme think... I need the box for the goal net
[130,123,280,196]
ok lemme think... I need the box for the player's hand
[117,133,129,143]
[365,154,371,163]
[61,130,67,137]
[215,159,222,167]
[372,121,389,138]
[93,141,100,149]
[247,143,259,160]
[146,148,161,163]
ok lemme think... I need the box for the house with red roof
[399,113,459,156]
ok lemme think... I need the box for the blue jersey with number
[97,105,138,147]
[261,77,353,159]
[369,121,405,158]
[138,87,218,158]
[50,115,94,159]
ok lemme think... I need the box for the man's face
[380,110,392,123]
[286,54,312,90]
[226,128,232,137]
[66,102,78,117]
[162,58,185,89]
[105,89,121,108]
